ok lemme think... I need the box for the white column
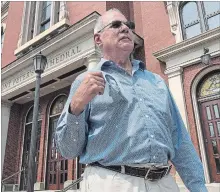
[1,100,12,173]
[86,54,101,70]
[165,67,189,130]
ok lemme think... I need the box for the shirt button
[145,115,149,118]
[140,98,142,101]
[153,156,156,159]
[73,139,76,142]
[151,135,154,138]
[75,121,79,125]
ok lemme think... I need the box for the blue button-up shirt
[56,58,207,192]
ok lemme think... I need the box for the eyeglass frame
[97,20,135,33]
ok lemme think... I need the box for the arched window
[180,2,220,39]
[198,72,220,99]
[20,106,42,190]
[46,95,68,190]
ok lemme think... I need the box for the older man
[56,9,207,192]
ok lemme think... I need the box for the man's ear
[94,33,102,47]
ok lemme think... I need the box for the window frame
[180,1,220,40]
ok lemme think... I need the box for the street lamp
[27,52,47,192]
[201,48,211,65]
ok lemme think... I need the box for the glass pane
[182,2,199,25]
[50,163,53,171]
[40,21,50,33]
[213,105,220,118]
[212,140,218,154]
[217,122,220,136]
[215,158,220,173]
[206,106,212,120]
[208,14,220,30]
[65,173,67,182]
[185,24,201,39]
[204,2,220,15]
[199,72,220,97]
[209,123,215,137]
[61,161,63,170]
[54,174,56,184]
[54,162,57,171]
[50,95,67,115]
[60,173,63,183]
[65,160,68,170]
[42,1,51,8]
[49,174,52,184]
[41,5,51,21]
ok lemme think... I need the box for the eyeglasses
[97,20,135,33]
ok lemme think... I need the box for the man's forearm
[56,106,88,159]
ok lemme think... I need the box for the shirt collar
[94,58,146,71]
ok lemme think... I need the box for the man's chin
[120,44,134,53]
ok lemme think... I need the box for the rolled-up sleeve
[167,87,207,192]
[55,78,90,159]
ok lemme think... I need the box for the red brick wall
[183,57,220,156]
[133,2,175,81]
[2,103,23,183]
[1,2,24,68]
[67,1,106,25]
[106,1,131,21]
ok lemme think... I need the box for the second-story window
[40,1,51,33]
[180,1,220,40]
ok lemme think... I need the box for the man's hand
[70,72,105,115]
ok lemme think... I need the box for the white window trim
[15,1,70,57]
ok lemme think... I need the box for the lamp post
[27,52,47,192]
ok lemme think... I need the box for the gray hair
[94,8,123,34]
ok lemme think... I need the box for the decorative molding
[191,64,220,183]
[198,94,220,103]
[153,27,220,61]
[165,1,183,43]
[165,66,183,77]
[59,1,69,21]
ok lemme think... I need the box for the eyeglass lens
[110,20,135,30]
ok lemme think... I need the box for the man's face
[95,11,134,55]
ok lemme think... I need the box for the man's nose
[120,23,129,33]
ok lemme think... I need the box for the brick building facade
[1,1,220,191]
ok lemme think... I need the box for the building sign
[2,37,94,93]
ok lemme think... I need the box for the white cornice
[153,27,220,61]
